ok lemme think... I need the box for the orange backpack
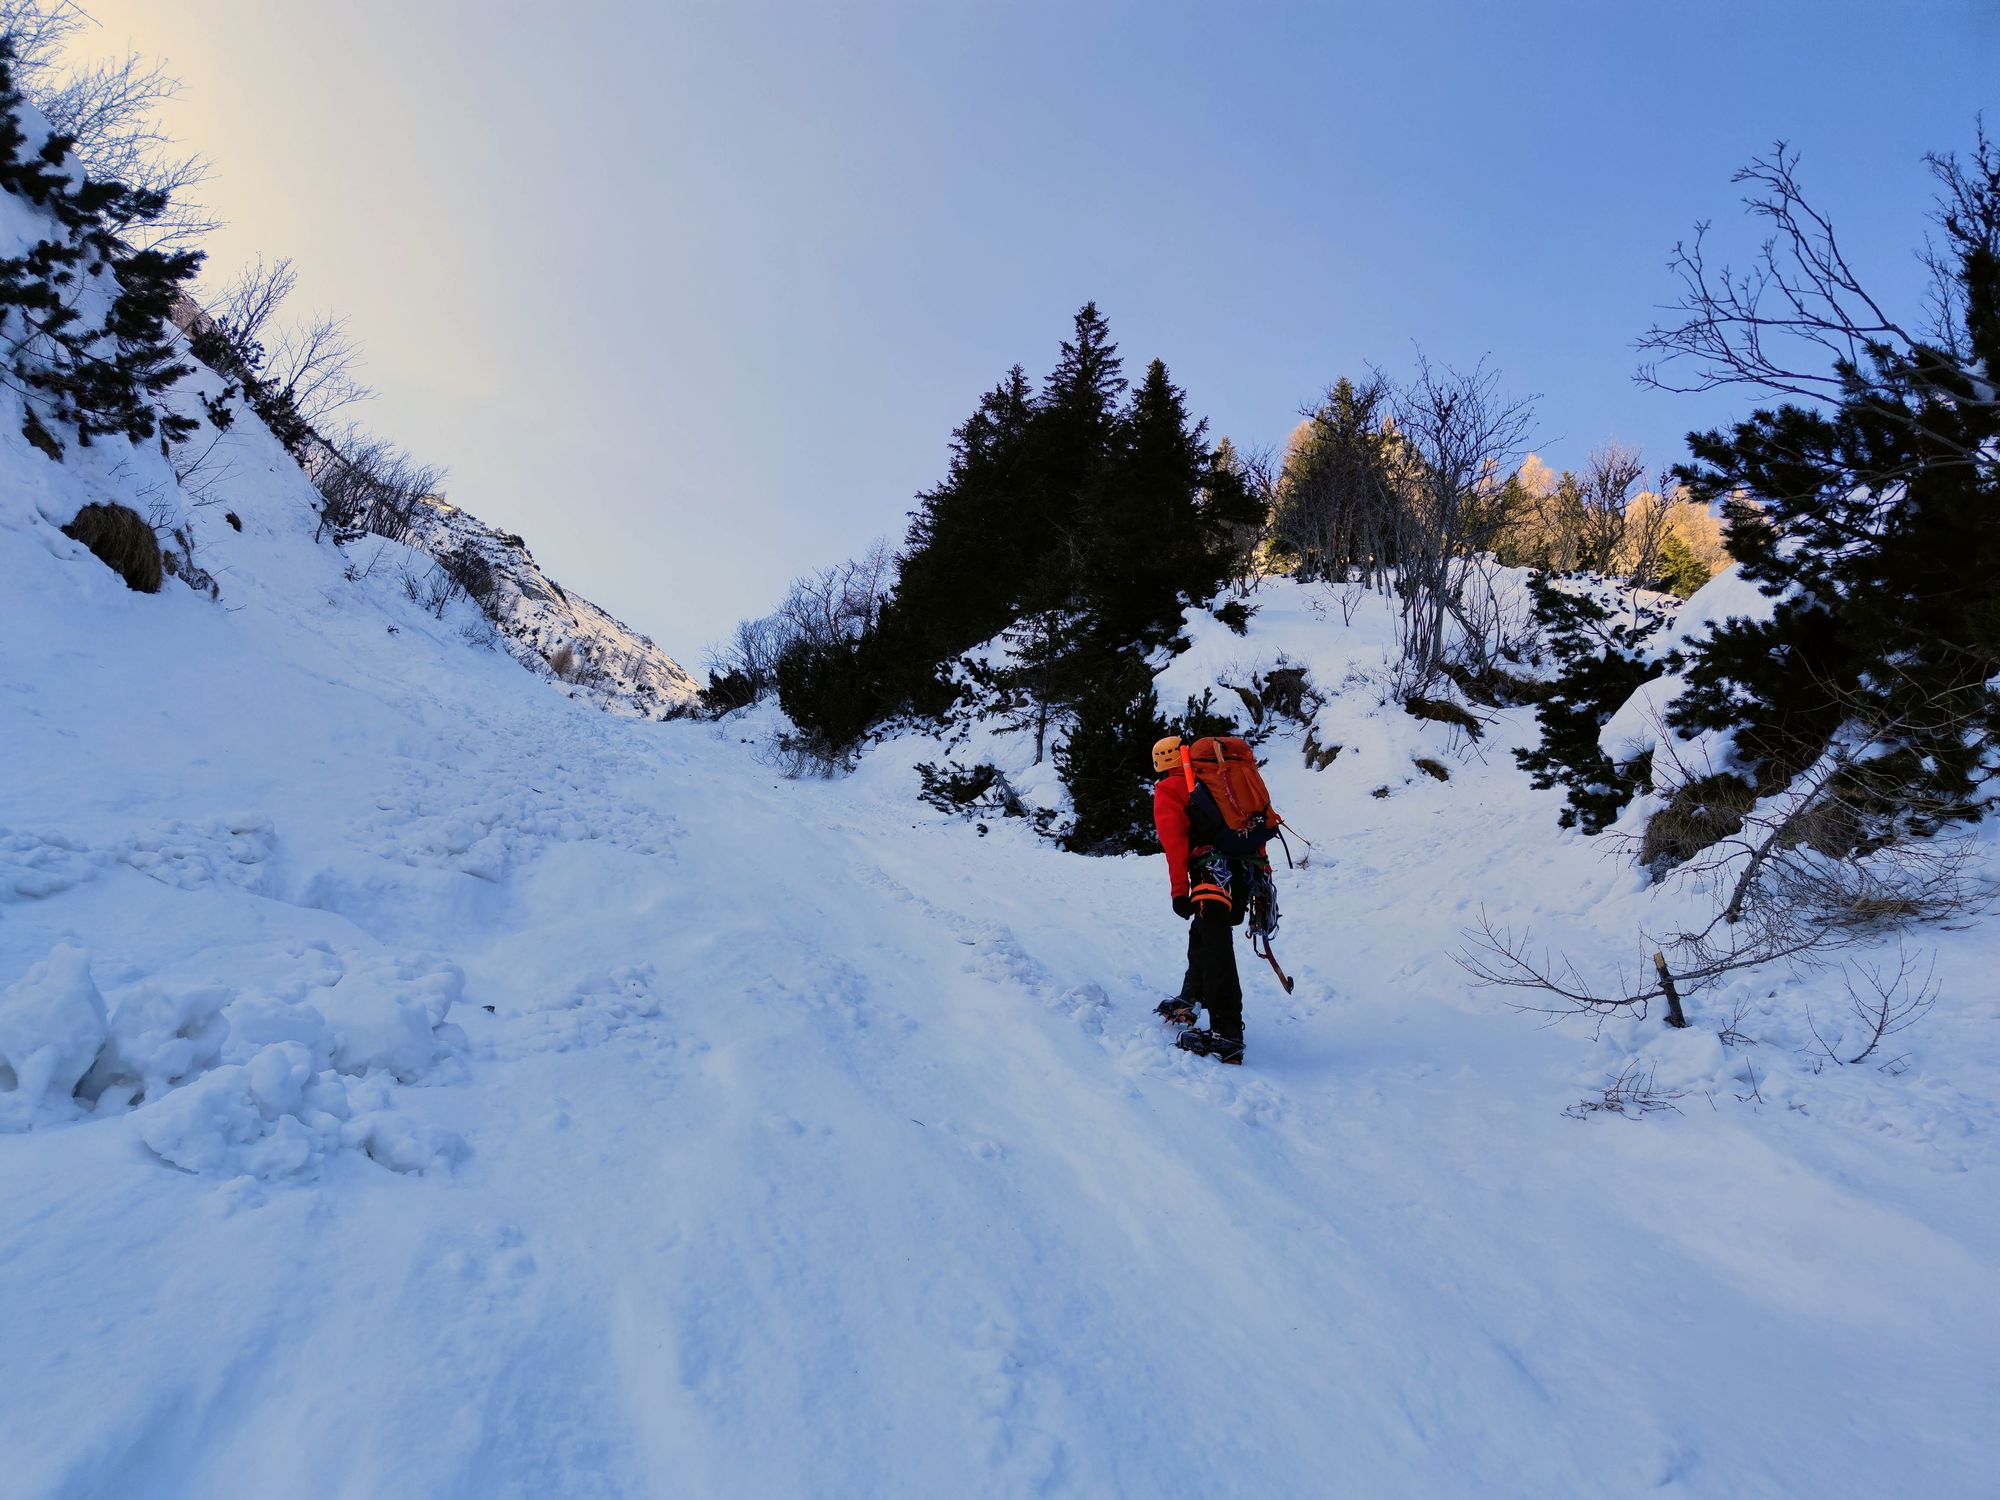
[1180,736,1279,832]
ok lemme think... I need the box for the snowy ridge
[399,493,699,718]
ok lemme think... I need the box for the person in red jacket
[1149,735,1278,1063]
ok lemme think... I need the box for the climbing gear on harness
[1188,849,1234,918]
[1243,859,1295,994]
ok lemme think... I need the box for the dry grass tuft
[1640,772,1757,870]
[62,502,162,593]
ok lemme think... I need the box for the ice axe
[1252,931,1295,994]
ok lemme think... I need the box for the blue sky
[83,1,1999,661]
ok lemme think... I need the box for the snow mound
[1596,564,1778,789]
[81,981,230,1111]
[0,944,107,1130]
[134,1040,465,1179]
[317,954,468,1082]
[506,964,662,1054]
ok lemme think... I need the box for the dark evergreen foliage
[783,303,1260,850]
[0,44,200,455]
[1653,531,1710,598]
[1668,135,2000,838]
[1054,651,1166,854]
[1169,687,1240,743]
[1513,574,1670,832]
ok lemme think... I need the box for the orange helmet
[1151,735,1183,774]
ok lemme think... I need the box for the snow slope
[5,410,1996,1500]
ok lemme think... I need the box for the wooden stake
[1652,951,1689,1029]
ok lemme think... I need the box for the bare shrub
[1808,944,1938,1067]
[193,258,372,453]
[61,501,160,592]
[702,613,791,708]
[309,427,445,544]
[1384,355,1537,696]
[1459,710,1989,1029]
[1564,1059,1688,1119]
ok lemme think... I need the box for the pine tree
[1653,531,1710,599]
[1513,575,1671,831]
[0,44,200,455]
[887,364,1038,665]
[1090,357,1207,641]
[1054,649,1165,854]
[1666,135,2000,837]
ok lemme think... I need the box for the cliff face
[402,495,699,719]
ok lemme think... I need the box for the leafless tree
[0,3,216,249]
[309,425,445,544]
[1620,470,1680,595]
[1384,355,1536,694]
[776,538,895,650]
[201,257,372,434]
[1574,442,1644,573]
[1638,136,1995,467]
[702,614,791,701]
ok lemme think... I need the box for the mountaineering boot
[1156,997,1198,1027]
[1174,1028,1244,1065]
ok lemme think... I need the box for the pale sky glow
[67,0,1999,663]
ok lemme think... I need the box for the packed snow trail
[3,627,1992,1498]
[3,461,1994,1494]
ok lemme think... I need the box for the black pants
[1178,910,1243,1039]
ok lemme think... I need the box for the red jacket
[1153,775,1192,897]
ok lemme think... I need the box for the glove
[1249,815,1279,846]
[1172,894,1196,919]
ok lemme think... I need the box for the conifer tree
[1270,376,1397,581]
[0,43,200,455]
[1054,649,1165,854]
[1655,134,2000,837]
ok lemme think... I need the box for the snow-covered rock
[400,494,699,719]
